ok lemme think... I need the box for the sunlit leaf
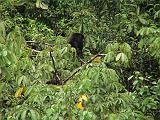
[2,50,7,56]
[30,109,40,120]
[24,86,34,97]
[116,53,122,61]
[104,52,115,63]
[138,16,147,25]
[40,2,48,10]
[0,22,6,39]
[109,113,117,120]
[21,110,27,120]
[154,10,160,19]
[36,0,41,8]
[116,53,128,66]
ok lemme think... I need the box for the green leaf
[119,43,132,59]
[138,16,147,25]
[133,80,139,86]
[46,108,53,116]
[4,57,11,65]
[40,2,48,10]
[24,86,34,97]
[0,36,5,43]
[21,110,27,120]
[116,53,128,63]
[154,10,160,19]
[36,0,48,9]
[109,113,117,120]
[116,53,121,61]
[18,75,27,85]
[14,0,27,6]
[30,109,39,120]
[7,52,17,64]
[104,52,115,63]
[59,117,63,120]
[105,43,119,53]
[137,6,140,15]
[2,50,7,56]
[36,0,41,8]
[0,22,6,39]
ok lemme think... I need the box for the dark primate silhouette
[68,33,84,58]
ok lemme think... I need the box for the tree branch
[63,49,104,83]
[26,41,54,46]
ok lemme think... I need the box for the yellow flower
[15,86,24,97]
[76,94,88,110]
[76,101,84,110]
[79,94,88,102]
[93,57,101,64]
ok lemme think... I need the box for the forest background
[0,0,160,120]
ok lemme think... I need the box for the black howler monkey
[68,33,84,58]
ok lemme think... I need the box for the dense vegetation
[0,0,160,119]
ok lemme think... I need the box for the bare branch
[26,41,54,46]
[50,51,61,82]
[50,51,57,72]
[31,49,41,53]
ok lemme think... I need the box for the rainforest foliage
[0,0,160,120]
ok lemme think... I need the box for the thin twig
[50,51,61,81]
[26,41,54,46]
[31,49,41,53]
[50,51,57,73]
[26,41,37,43]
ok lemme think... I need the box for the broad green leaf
[105,43,119,53]
[137,6,140,15]
[133,80,139,86]
[2,50,7,56]
[14,0,28,6]
[104,52,115,63]
[21,110,27,120]
[116,53,128,66]
[36,0,41,8]
[154,10,160,19]
[109,113,117,120]
[24,86,34,97]
[30,109,39,120]
[18,75,27,85]
[46,108,53,116]
[138,16,147,25]
[4,57,11,65]
[7,52,17,64]
[119,43,132,59]
[116,53,122,61]
[0,22,6,38]
[0,36,5,43]
[40,2,48,10]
